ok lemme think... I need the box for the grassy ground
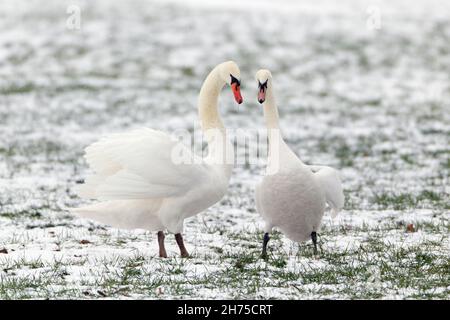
[0,0,449,299]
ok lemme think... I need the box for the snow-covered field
[0,0,449,299]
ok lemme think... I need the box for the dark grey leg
[311,231,318,255]
[261,232,270,259]
[175,233,189,258]
[157,231,167,258]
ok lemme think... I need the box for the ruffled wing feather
[310,165,345,217]
[78,128,210,200]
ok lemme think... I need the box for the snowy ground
[0,0,449,299]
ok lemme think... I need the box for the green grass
[372,190,449,210]
[0,218,448,299]
[0,0,449,301]
[0,83,36,95]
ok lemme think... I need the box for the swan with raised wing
[72,61,243,258]
[254,69,344,258]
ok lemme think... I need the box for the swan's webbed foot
[261,232,270,260]
[157,231,168,258]
[175,233,189,258]
[311,231,318,256]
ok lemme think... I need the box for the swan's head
[219,61,243,104]
[255,69,272,104]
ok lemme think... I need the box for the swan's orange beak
[231,83,243,104]
[258,80,267,104]
[258,87,266,104]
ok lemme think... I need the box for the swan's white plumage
[79,127,210,200]
[73,199,164,230]
[73,61,240,234]
[310,165,344,217]
[73,127,225,233]
[255,69,344,243]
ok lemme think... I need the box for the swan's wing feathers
[84,128,165,176]
[96,170,185,200]
[312,166,345,217]
[81,128,211,200]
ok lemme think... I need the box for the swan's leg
[157,231,168,258]
[175,233,189,258]
[311,231,318,255]
[261,232,270,259]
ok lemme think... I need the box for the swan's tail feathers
[71,200,164,231]
[73,175,105,199]
[71,202,122,226]
[325,187,344,219]
[312,165,345,218]
[74,184,95,199]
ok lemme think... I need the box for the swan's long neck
[262,82,304,172]
[263,82,282,146]
[198,65,233,176]
[198,66,225,131]
[262,82,280,130]
[262,82,290,172]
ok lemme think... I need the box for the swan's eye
[230,74,240,86]
[258,80,268,90]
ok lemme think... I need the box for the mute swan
[72,61,243,258]
[254,69,344,258]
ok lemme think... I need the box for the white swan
[72,61,243,258]
[254,69,344,258]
